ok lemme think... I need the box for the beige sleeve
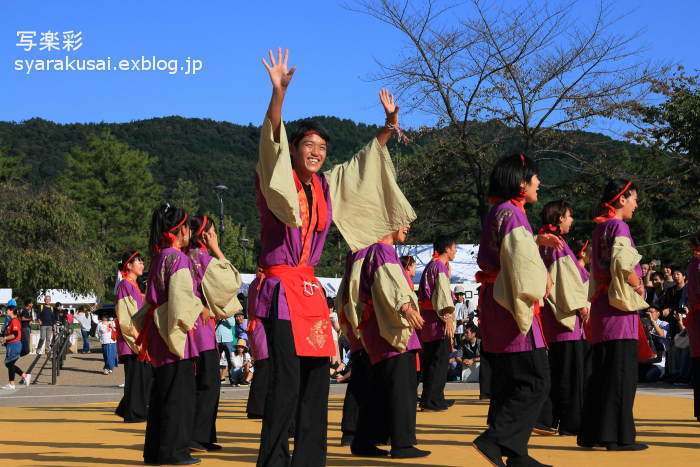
[432,271,455,318]
[154,268,204,358]
[335,258,365,338]
[608,236,649,312]
[201,258,243,319]
[325,139,416,252]
[546,255,590,331]
[370,262,419,352]
[494,226,548,335]
[115,296,140,353]
[255,117,302,228]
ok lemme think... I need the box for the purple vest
[115,279,144,357]
[417,260,449,343]
[188,249,217,353]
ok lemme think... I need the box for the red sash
[263,265,335,357]
[134,305,156,363]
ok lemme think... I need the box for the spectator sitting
[639,307,670,382]
[460,323,482,383]
[96,315,118,375]
[230,338,253,386]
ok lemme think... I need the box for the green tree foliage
[0,140,29,183]
[57,130,163,257]
[171,178,200,214]
[205,213,256,273]
[0,183,105,298]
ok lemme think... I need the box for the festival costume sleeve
[337,258,365,338]
[201,258,243,319]
[116,294,140,353]
[153,268,204,358]
[325,139,416,252]
[494,226,548,335]
[545,255,589,331]
[371,261,419,352]
[432,271,455,319]
[256,117,302,228]
[608,235,649,312]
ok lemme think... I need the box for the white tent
[397,244,481,300]
[0,288,13,305]
[37,289,98,306]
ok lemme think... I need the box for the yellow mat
[1,391,698,466]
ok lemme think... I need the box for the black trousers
[375,352,418,449]
[480,352,492,398]
[6,360,23,382]
[481,348,550,458]
[578,339,637,446]
[193,349,221,444]
[345,350,389,445]
[257,285,330,467]
[693,357,700,419]
[20,325,30,356]
[537,339,585,434]
[143,358,196,464]
[247,358,270,418]
[420,337,450,409]
[116,354,153,422]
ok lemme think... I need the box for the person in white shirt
[453,286,474,346]
[74,306,93,354]
[96,315,118,375]
[230,338,253,386]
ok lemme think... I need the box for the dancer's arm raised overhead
[261,47,296,142]
[377,88,399,147]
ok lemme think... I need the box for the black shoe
[247,413,263,419]
[506,455,551,467]
[188,441,207,453]
[171,459,201,466]
[390,446,431,458]
[472,436,505,467]
[144,460,160,466]
[124,418,146,423]
[351,441,389,457]
[558,429,576,436]
[419,405,447,412]
[201,442,222,451]
[442,399,455,408]
[340,434,354,447]
[532,424,558,436]
[606,443,648,451]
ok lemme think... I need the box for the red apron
[263,265,336,357]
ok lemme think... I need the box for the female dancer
[577,180,649,451]
[472,153,555,467]
[534,201,590,436]
[187,215,243,452]
[115,250,153,423]
[134,204,207,466]
[683,233,700,422]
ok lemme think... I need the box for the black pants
[537,339,585,434]
[420,337,450,409]
[193,349,221,444]
[144,358,196,464]
[693,357,700,420]
[373,352,418,449]
[578,339,637,446]
[480,348,550,458]
[344,350,389,445]
[480,352,492,398]
[20,325,30,356]
[247,358,270,418]
[116,354,153,422]
[257,285,330,467]
[6,360,23,382]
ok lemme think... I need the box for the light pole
[214,185,228,245]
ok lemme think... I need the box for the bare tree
[349,0,665,236]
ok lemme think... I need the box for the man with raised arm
[253,48,415,466]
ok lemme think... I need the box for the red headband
[120,251,141,279]
[593,181,633,223]
[432,251,440,260]
[156,212,189,253]
[292,131,323,145]
[196,216,208,250]
[537,224,558,236]
[169,212,189,233]
[578,240,589,258]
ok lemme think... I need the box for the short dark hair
[540,200,572,234]
[488,154,538,201]
[650,272,663,281]
[433,235,457,255]
[23,299,32,306]
[594,179,637,218]
[289,120,330,148]
[464,323,478,334]
[400,255,415,270]
[55,302,62,308]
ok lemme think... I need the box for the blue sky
[2,0,699,130]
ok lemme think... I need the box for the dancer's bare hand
[379,88,399,126]
[537,233,563,251]
[262,48,296,90]
[402,303,424,330]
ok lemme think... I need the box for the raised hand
[379,88,399,126]
[262,48,296,90]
